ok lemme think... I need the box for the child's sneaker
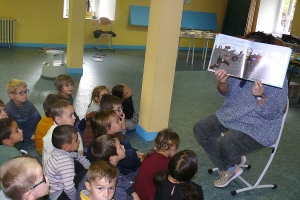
[239,155,246,167]
[214,165,243,188]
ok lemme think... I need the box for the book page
[208,34,251,78]
[243,42,291,88]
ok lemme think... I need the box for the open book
[208,34,292,88]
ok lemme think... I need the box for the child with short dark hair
[134,128,180,200]
[112,84,139,130]
[153,150,204,200]
[81,160,118,200]
[54,74,80,122]
[0,118,23,167]
[5,79,41,149]
[35,94,61,155]
[87,110,141,174]
[92,135,140,200]
[45,125,90,200]
[0,99,8,119]
[42,99,84,166]
[0,155,49,200]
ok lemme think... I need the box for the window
[274,0,297,34]
[63,0,116,20]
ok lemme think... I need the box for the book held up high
[208,34,292,88]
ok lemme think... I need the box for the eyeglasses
[28,173,46,191]
[13,89,29,96]
[113,107,123,113]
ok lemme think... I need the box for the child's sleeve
[61,163,77,199]
[72,152,91,169]
[117,172,135,196]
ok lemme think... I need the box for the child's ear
[8,93,14,100]
[1,139,10,146]
[109,155,116,163]
[54,116,61,124]
[24,190,35,200]
[85,182,91,191]
[61,143,69,151]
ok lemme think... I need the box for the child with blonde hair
[81,160,118,200]
[0,155,49,200]
[82,86,109,150]
[134,128,180,200]
[153,150,204,200]
[5,79,41,150]
[112,84,139,130]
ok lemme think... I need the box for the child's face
[96,89,109,103]
[61,82,74,96]
[9,86,28,105]
[9,121,23,145]
[112,104,124,117]
[67,133,80,152]
[0,106,8,119]
[30,168,49,199]
[114,138,126,162]
[123,86,132,99]
[55,105,76,125]
[168,144,178,158]
[86,178,117,200]
[107,115,122,135]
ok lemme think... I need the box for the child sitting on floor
[112,84,139,130]
[45,125,90,200]
[80,160,118,200]
[0,99,8,119]
[87,110,141,174]
[134,128,180,200]
[82,86,109,151]
[35,94,61,155]
[0,155,49,200]
[79,134,140,200]
[153,150,204,200]
[5,79,41,150]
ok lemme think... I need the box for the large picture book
[208,34,292,88]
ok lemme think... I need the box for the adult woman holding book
[193,31,288,188]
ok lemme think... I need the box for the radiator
[0,18,16,48]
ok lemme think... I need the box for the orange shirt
[35,115,54,155]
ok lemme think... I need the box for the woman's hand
[215,69,229,83]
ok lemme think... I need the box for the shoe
[214,165,243,188]
[238,156,246,167]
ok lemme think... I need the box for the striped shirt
[45,148,90,200]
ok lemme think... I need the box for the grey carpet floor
[0,47,299,199]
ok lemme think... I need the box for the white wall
[256,0,281,33]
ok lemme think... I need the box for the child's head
[0,155,49,200]
[100,94,124,118]
[91,134,125,164]
[111,84,132,100]
[43,94,61,117]
[52,125,79,152]
[142,128,180,161]
[153,150,199,200]
[169,150,198,182]
[85,160,118,200]
[0,99,8,119]
[0,118,23,146]
[54,74,74,96]
[244,31,276,44]
[91,110,122,138]
[6,79,28,105]
[90,86,109,105]
[51,99,75,125]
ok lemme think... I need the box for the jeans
[193,113,264,170]
[18,111,41,141]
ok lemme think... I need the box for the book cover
[208,34,292,88]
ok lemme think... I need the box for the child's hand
[30,135,35,141]
[136,151,144,159]
[131,192,141,200]
[78,150,83,155]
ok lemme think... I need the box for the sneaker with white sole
[214,165,243,188]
